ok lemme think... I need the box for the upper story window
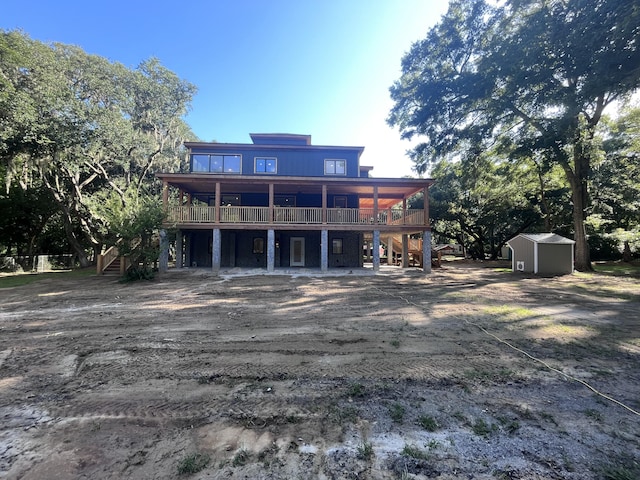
[255,157,277,174]
[325,159,346,175]
[192,154,241,173]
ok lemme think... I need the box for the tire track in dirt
[51,397,316,421]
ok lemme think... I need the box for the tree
[0,30,197,266]
[99,188,166,280]
[593,106,640,231]
[427,151,542,259]
[388,0,640,271]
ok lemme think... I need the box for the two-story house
[156,133,433,273]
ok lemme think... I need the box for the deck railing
[166,206,426,226]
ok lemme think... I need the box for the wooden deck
[166,206,426,227]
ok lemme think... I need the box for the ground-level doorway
[290,237,305,266]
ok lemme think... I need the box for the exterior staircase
[101,256,123,276]
[96,239,140,276]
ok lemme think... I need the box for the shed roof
[508,233,575,245]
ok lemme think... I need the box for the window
[325,159,346,175]
[334,196,347,208]
[192,154,209,172]
[253,238,265,254]
[190,154,241,173]
[221,194,241,206]
[332,238,343,255]
[255,157,277,174]
[274,195,296,206]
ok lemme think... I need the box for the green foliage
[176,452,210,475]
[417,415,438,432]
[471,418,497,437]
[388,0,640,271]
[428,153,547,259]
[357,442,374,461]
[0,30,197,265]
[98,189,165,280]
[232,448,250,467]
[401,444,430,461]
[347,382,366,398]
[0,179,58,256]
[388,403,405,424]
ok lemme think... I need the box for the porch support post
[423,230,432,274]
[159,228,169,273]
[402,234,409,268]
[388,234,394,265]
[322,184,327,224]
[423,186,430,227]
[162,181,169,209]
[176,229,183,268]
[212,228,221,274]
[268,184,274,223]
[402,198,407,225]
[321,229,328,271]
[373,186,379,225]
[185,233,191,267]
[215,182,221,223]
[372,230,380,272]
[267,229,275,273]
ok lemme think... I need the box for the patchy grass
[388,403,406,424]
[471,418,497,437]
[593,262,640,277]
[357,441,374,461]
[177,453,210,475]
[347,382,366,398]
[232,448,250,467]
[417,414,439,432]
[0,268,95,288]
[482,305,536,321]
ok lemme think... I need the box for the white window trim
[324,158,347,176]
[191,153,242,174]
[254,156,277,174]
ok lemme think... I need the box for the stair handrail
[97,238,142,275]
[97,239,122,274]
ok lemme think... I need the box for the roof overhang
[157,173,433,209]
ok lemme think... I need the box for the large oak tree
[1,31,197,266]
[388,0,640,271]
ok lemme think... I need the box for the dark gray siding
[509,236,534,273]
[184,229,363,269]
[189,146,361,178]
[538,243,573,274]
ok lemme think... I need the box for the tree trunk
[571,190,592,271]
[569,147,593,272]
[60,207,91,268]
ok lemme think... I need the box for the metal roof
[509,233,575,245]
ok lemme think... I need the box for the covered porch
[156,173,433,274]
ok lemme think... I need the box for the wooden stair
[101,256,122,276]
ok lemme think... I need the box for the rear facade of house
[156,134,434,273]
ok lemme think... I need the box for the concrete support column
[185,233,191,267]
[402,234,409,268]
[423,230,432,274]
[212,228,221,274]
[159,229,169,273]
[388,235,394,265]
[176,230,183,268]
[373,230,380,272]
[321,229,328,271]
[267,229,275,273]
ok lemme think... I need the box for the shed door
[290,237,305,266]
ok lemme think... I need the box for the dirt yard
[1,263,639,479]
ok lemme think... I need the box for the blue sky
[3,1,449,177]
